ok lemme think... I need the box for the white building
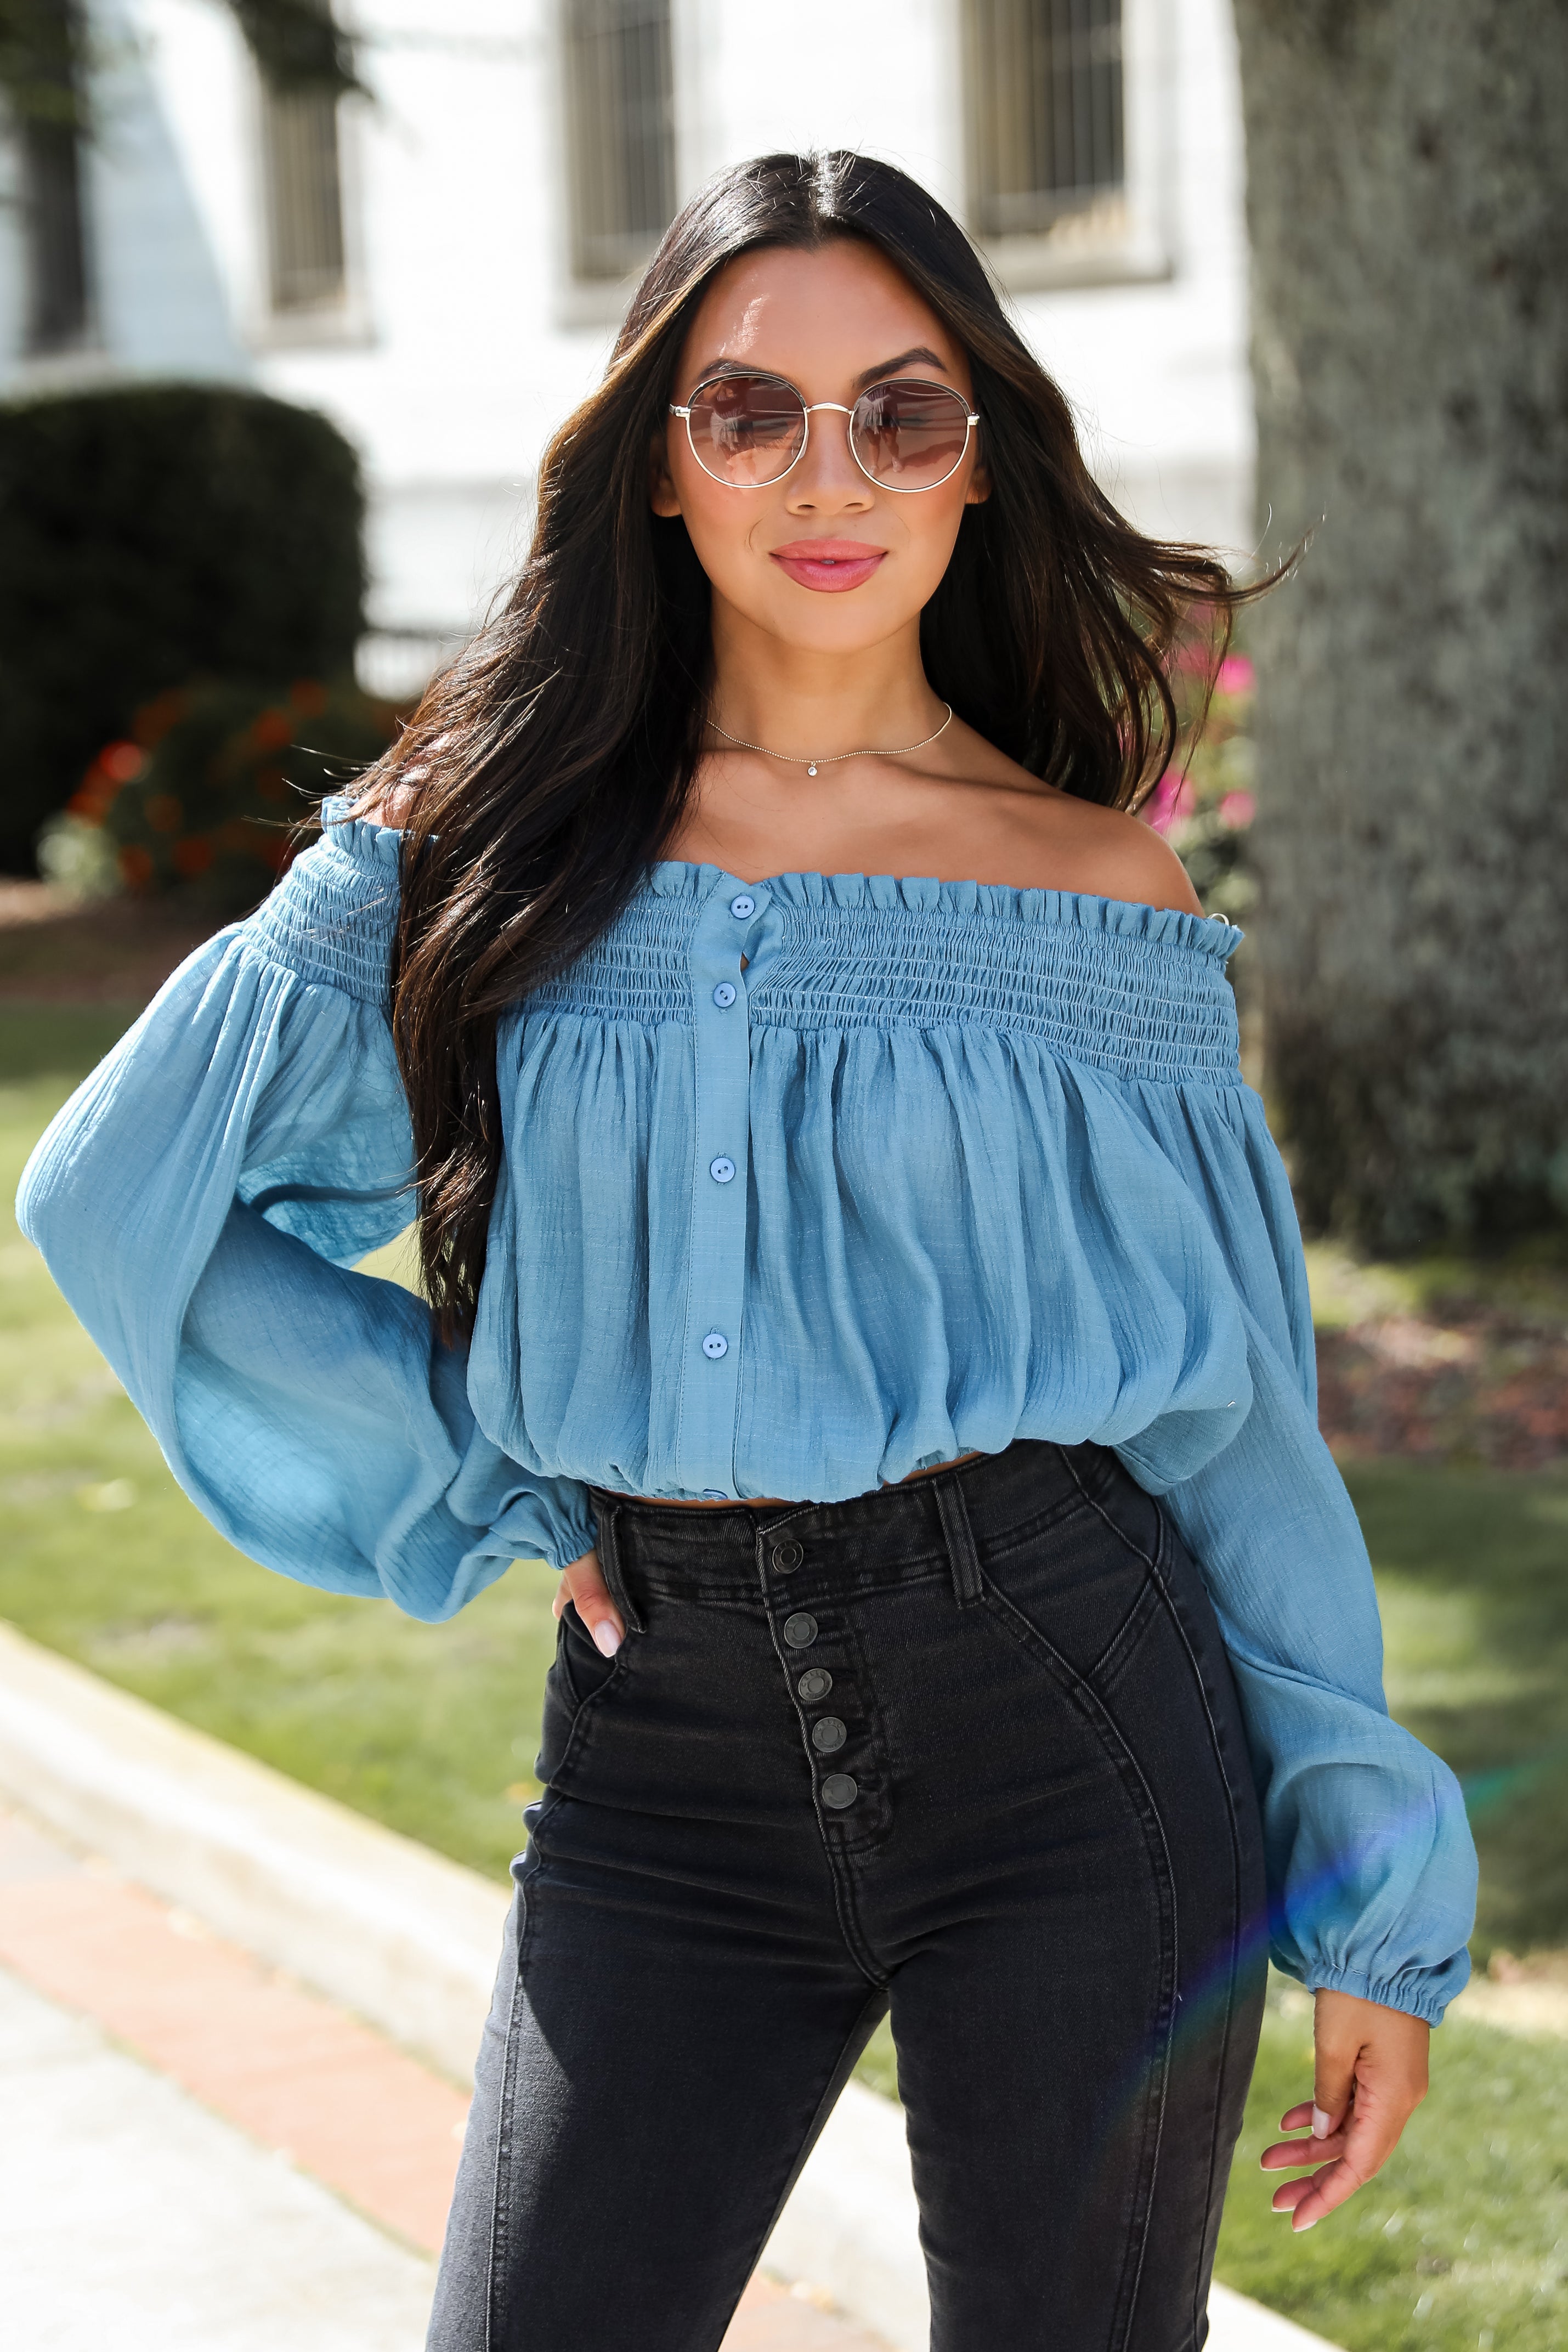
[0,0,1253,698]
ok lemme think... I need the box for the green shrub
[0,384,366,873]
[54,678,398,918]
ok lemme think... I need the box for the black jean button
[797,1667,832,1702]
[820,1773,858,1810]
[783,1613,818,1649]
[771,1538,803,1574]
[811,1716,847,1754]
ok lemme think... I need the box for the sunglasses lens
[687,375,806,485]
[852,381,972,487]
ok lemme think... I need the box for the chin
[755,589,912,652]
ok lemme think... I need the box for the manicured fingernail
[592,1621,622,1658]
[1311,2107,1333,2139]
[1294,2213,1318,2231]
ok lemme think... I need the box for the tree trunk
[1232,0,1568,1249]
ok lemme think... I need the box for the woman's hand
[552,1547,625,1657]
[1261,1988,1430,2230]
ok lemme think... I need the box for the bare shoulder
[935,723,1203,914]
[1019,791,1204,916]
[945,768,1203,915]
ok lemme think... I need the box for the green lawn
[4,1002,1566,2347]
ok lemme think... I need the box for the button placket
[758,1538,888,1838]
[675,873,769,1502]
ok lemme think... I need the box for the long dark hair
[360,150,1257,1345]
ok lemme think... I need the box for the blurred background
[0,5,1564,2350]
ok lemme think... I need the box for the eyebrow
[689,346,951,390]
[854,347,948,387]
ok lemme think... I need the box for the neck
[706,598,944,760]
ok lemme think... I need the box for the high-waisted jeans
[427,1439,1268,2351]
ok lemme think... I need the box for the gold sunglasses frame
[669,371,981,494]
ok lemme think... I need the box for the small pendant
[807,764,817,776]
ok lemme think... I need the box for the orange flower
[71,739,148,822]
[172,836,216,877]
[103,741,148,784]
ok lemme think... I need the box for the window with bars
[261,66,347,312]
[562,0,677,283]
[965,0,1125,243]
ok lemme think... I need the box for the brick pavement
[0,1805,891,2350]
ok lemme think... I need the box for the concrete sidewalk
[0,1805,887,2351]
[0,1966,438,2352]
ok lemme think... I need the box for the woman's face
[651,239,989,655]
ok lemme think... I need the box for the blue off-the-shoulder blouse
[17,797,1477,2022]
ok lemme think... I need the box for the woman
[20,153,1475,2349]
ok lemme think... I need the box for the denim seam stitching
[1061,1452,1250,2340]
[543,1642,632,1790]
[934,1473,984,1605]
[967,1444,1121,1569]
[1086,1575,1162,1690]
[974,1566,1178,2347]
[484,1858,542,2349]
[1150,1501,1249,2344]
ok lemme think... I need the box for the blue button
[709,1155,735,1184]
[701,1330,728,1360]
[712,982,737,1008]
[702,1489,729,1502]
[729,893,755,919]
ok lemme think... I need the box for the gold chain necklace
[706,702,954,777]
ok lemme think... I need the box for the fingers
[551,1547,625,1656]
[1260,1989,1430,2230]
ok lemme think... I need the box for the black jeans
[427,1440,1267,2351]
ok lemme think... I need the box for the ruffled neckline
[315,801,1242,959]
[320,794,404,872]
[647,857,1243,960]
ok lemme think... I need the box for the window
[19,0,90,351]
[261,56,347,312]
[965,0,1125,245]
[562,0,676,283]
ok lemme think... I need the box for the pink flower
[1145,771,1195,836]
[1217,654,1254,696]
[1219,790,1256,828]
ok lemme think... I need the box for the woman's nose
[784,408,873,511]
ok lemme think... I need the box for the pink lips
[769,539,887,593]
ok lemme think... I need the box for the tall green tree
[1233,0,1568,1250]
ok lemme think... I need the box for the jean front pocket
[980,1463,1158,1689]
[535,1602,627,1789]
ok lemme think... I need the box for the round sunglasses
[669,370,980,493]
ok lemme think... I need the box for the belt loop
[934,1473,984,1609]
[591,1496,644,1635]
